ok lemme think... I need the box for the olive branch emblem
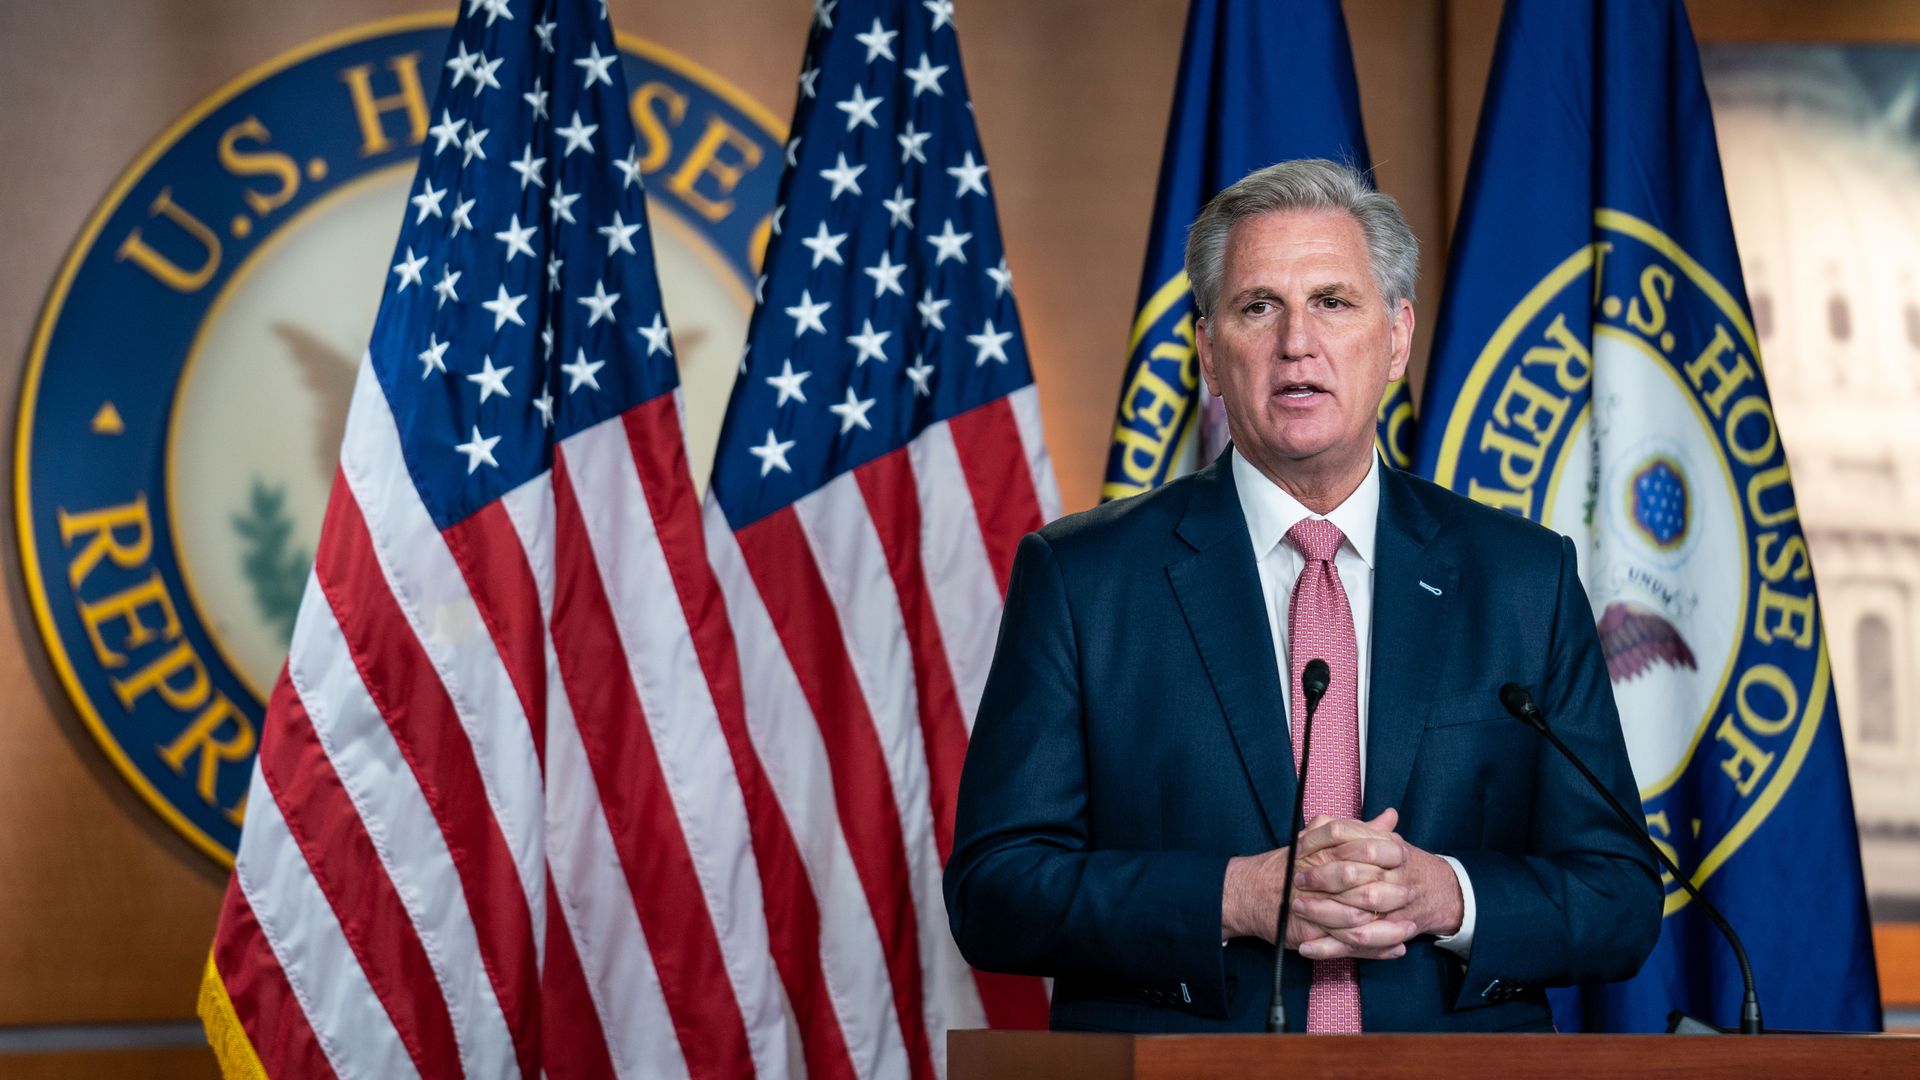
[231,479,310,647]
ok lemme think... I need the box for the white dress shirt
[1232,449,1477,956]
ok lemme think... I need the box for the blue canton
[365,0,678,531]
[708,0,1035,530]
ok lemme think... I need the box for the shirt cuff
[1433,855,1476,957]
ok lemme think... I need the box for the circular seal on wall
[15,14,783,864]
[1432,209,1831,915]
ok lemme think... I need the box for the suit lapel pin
[1419,580,1443,596]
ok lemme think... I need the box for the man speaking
[943,160,1660,1033]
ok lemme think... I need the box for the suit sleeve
[1446,534,1663,1006]
[942,532,1235,1015]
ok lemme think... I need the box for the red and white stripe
[211,361,1056,1078]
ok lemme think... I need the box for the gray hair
[1184,158,1419,324]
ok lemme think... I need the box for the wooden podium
[949,1029,1919,1079]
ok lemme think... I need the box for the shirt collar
[1231,448,1380,569]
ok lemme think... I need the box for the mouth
[1275,382,1328,401]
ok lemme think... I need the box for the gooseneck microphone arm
[1268,658,1331,1034]
[1498,683,1762,1035]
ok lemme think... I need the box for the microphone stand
[1499,684,1762,1035]
[1268,658,1330,1033]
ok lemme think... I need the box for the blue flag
[1100,0,1411,501]
[1415,0,1881,1032]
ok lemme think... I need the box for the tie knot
[1286,517,1345,563]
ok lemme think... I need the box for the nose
[1279,305,1319,362]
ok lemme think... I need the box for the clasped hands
[1221,808,1463,961]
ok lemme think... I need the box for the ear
[1195,315,1220,396]
[1387,298,1414,383]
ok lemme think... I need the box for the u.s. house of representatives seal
[16,14,783,864]
[1432,210,1830,915]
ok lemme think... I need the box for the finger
[1293,895,1375,930]
[1365,807,1400,833]
[1299,937,1408,961]
[1296,858,1387,894]
[1322,918,1419,950]
[1330,881,1411,915]
[1294,817,1385,858]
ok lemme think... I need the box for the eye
[1317,295,1347,311]
[1244,299,1274,316]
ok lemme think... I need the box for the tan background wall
[1,1,1914,1072]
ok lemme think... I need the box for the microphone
[1268,657,1331,1034]
[1498,683,1763,1035]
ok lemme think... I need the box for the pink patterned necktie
[1285,517,1363,1033]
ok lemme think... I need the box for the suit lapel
[1363,468,1458,819]
[1166,457,1294,845]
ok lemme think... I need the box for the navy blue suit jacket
[943,455,1661,1032]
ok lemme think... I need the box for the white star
[428,110,464,155]
[445,40,477,87]
[898,121,932,165]
[417,333,450,378]
[532,386,554,427]
[924,0,955,30]
[835,84,883,131]
[577,279,619,326]
[562,347,606,392]
[482,0,513,27]
[482,284,527,330]
[812,0,836,29]
[547,254,564,292]
[467,354,514,401]
[864,250,907,298]
[820,153,866,199]
[750,429,797,476]
[846,319,892,365]
[855,18,898,63]
[509,144,545,189]
[434,267,461,308]
[470,53,504,94]
[987,256,1013,298]
[534,18,556,52]
[598,211,642,256]
[455,426,501,473]
[771,204,785,235]
[391,246,427,291]
[967,318,1014,365]
[523,77,549,121]
[786,290,830,337]
[613,148,644,189]
[495,214,537,261]
[906,356,935,396]
[462,125,489,165]
[448,196,476,236]
[801,221,849,268]
[883,185,915,228]
[766,359,810,405]
[905,53,948,96]
[947,151,989,197]
[927,218,972,264]
[549,182,581,224]
[637,311,672,356]
[828,387,877,434]
[798,66,820,99]
[917,288,950,330]
[410,178,446,223]
[576,42,617,88]
[556,111,598,156]
[785,137,801,168]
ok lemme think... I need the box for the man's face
[1196,208,1412,483]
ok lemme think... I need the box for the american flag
[198,0,1058,1075]
[702,0,1058,1075]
